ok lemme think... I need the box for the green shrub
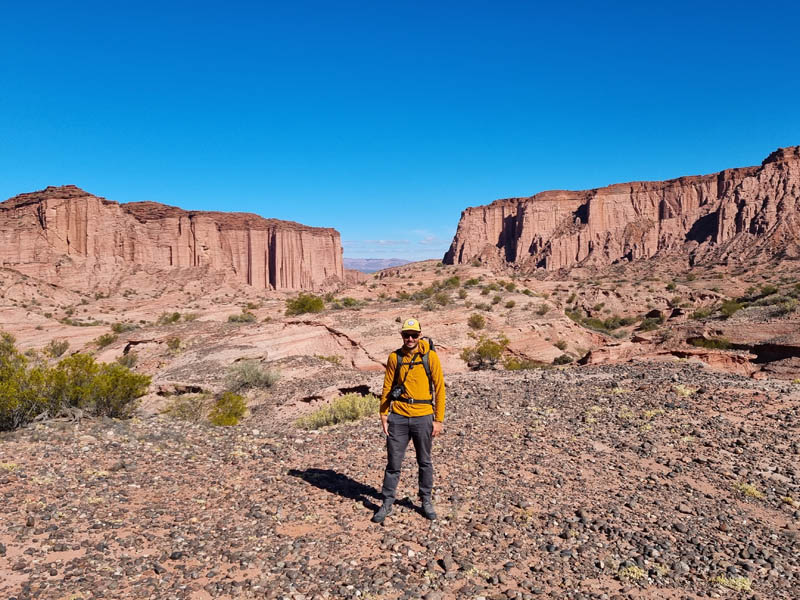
[536,304,550,316]
[458,289,468,300]
[340,297,360,308]
[434,292,451,306]
[95,333,118,348]
[182,312,198,322]
[492,295,502,305]
[464,278,480,287]
[295,393,380,429]
[228,311,257,323]
[666,282,677,291]
[286,293,325,316]
[460,335,509,369]
[443,276,460,288]
[45,339,69,358]
[0,335,150,430]
[554,340,568,351]
[504,282,516,292]
[505,300,516,309]
[760,284,778,296]
[116,352,138,369]
[720,300,743,318]
[689,336,732,350]
[157,312,182,325]
[553,354,574,365]
[503,356,547,370]
[208,392,247,426]
[468,313,486,330]
[638,317,662,331]
[111,322,137,334]
[691,306,713,319]
[161,394,209,423]
[225,360,279,392]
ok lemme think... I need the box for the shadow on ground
[288,468,414,512]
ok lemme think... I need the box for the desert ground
[1,259,799,599]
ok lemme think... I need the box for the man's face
[401,330,420,351]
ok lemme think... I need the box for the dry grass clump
[710,575,751,591]
[295,393,380,430]
[208,392,247,426]
[734,482,764,499]
[225,360,280,392]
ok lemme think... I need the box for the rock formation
[0,186,344,290]
[444,146,800,271]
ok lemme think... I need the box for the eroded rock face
[0,186,344,290]
[444,146,800,270]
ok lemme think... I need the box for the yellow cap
[400,318,421,332]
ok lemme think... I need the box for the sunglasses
[402,332,420,339]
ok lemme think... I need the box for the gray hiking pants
[380,412,434,504]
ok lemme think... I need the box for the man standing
[372,318,446,523]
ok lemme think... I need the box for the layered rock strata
[0,186,344,290]
[444,146,800,270]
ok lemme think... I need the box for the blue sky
[1,1,799,260]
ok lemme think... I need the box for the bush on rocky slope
[295,393,380,429]
[0,332,151,430]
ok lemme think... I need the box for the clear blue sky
[2,1,799,260]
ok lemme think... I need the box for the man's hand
[381,414,389,436]
[432,420,443,438]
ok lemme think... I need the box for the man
[372,318,446,523]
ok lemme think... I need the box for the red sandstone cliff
[0,186,344,290]
[444,146,800,270]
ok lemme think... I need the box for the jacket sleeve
[430,350,446,422]
[380,352,397,415]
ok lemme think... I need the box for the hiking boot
[421,498,437,520]
[371,503,393,523]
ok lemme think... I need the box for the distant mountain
[343,258,411,273]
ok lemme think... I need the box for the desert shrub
[95,333,118,348]
[45,339,69,358]
[666,282,677,291]
[0,337,150,430]
[720,300,743,318]
[638,317,662,332]
[315,354,342,365]
[491,295,502,305]
[688,336,732,350]
[760,284,778,296]
[208,392,247,426]
[464,278,480,287]
[567,293,577,304]
[111,322,137,334]
[475,302,492,312]
[553,354,574,365]
[685,273,697,281]
[225,360,279,392]
[505,300,516,309]
[460,335,509,369]
[182,312,198,322]
[434,292,451,306]
[116,352,138,368]
[340,297,360,308]
[503,356,546,370]
[161,394,209,423]
[504,282,516,292]
[554,340,568,351]
[536,304,550,316]
[593,302,605,311]
[286,293,324,316]
[522,288,533,296]
[458,289,468,299]
[467,313,486,330]
[443,276,460,288]
[691,306,713,319]
[295,393,380,429]
[228,311,257,323]
[157,312,182,325]
[166,337,181,351]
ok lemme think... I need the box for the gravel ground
[1,361,798,599]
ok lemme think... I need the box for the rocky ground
[2,361,798,600]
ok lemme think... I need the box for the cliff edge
[444,146,800,271]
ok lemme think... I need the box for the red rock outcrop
[0,186,344,290]
[444,146,800,270]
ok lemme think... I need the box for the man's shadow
[288,468,414,512]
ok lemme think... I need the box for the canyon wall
[444,146,800,270]
[0,186,344,290]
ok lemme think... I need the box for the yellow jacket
[380,338,446,422]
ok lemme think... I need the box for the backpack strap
[391,347,434,403]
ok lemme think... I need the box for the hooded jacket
[380,338,446,421]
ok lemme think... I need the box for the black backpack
[390,337,435,402]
